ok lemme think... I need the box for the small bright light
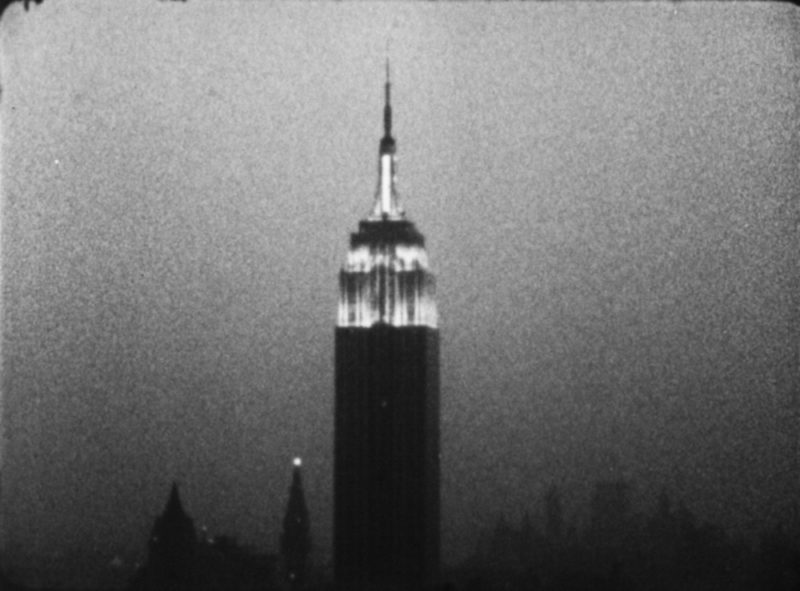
[293,457,302,467]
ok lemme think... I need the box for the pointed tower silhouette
[147,482,197,584]
[280,458,312,589]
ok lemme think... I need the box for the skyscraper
[334,64,440,591]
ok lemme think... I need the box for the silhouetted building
[147,482,198,587]
[334,63,440,591]
[130,483,276,591]
[281,458,312,589]
[196,535,276,591]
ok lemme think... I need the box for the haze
[0,0,797,584]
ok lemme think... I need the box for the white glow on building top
[338,64,437,329]
[345,245,429,272]
[338,238,437,329]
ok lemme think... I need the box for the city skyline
[0,0,797,585]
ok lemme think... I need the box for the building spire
[383,59,392,140]
[374,60,401,219]
[281,459,312,589]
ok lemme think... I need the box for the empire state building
[334,66,440,591]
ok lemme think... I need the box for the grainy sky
[1,0,797,583]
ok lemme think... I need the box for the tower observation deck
[334,64,440,591]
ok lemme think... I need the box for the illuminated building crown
[337,63,437,329]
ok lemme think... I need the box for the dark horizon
[4,473,798,590]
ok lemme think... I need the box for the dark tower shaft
[281,462,312,588]
[334,67,440,591]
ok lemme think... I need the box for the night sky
[1,0,797,583]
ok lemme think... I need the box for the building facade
[334,66,440,591]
